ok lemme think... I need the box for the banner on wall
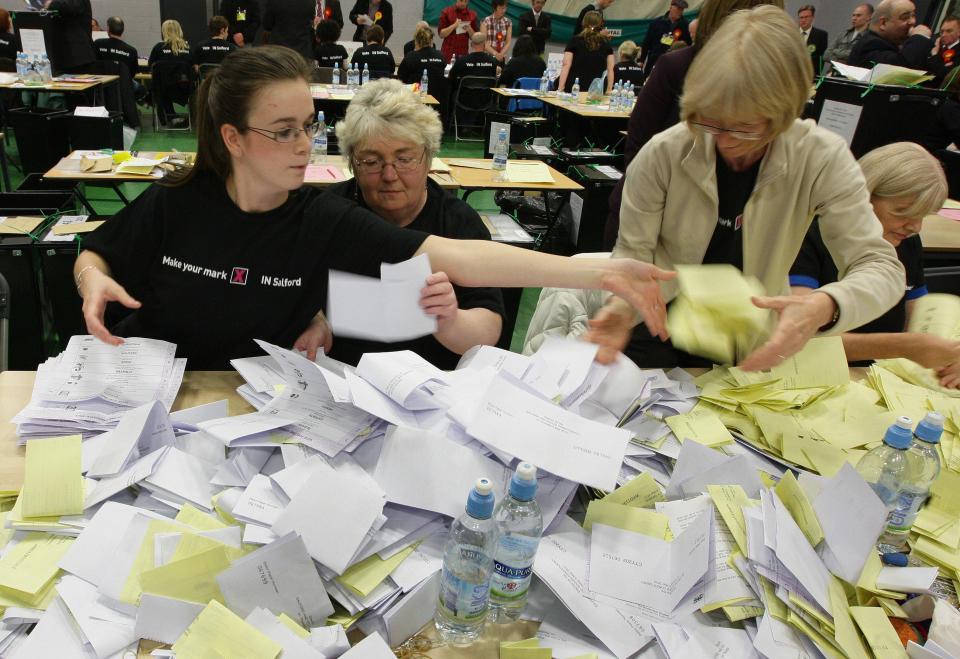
[422,0,703,46]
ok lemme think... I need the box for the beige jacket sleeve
[612,138,669,267]
[810,137,905,334]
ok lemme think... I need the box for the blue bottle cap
[881,552,909,567]
[465,477,495,519]
[883,416,913,450]
[509,462,538,502]
[915,412,944,444]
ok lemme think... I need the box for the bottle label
[887,490,926,532]
[438,563,490,621]
[490,561,532,601]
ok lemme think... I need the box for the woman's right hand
[79,269,141,346]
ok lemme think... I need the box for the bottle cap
[915,412,944,444]
[509,462,538,501]
[883,416,913,450]
[466,477,495,519]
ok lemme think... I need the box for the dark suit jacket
[848,30,933,69]
[348,0,393,44]
[219,0,261,45]
[573,4,601,37]
[47,0,95,69]
[263,0,315,61]
[518,10,552,53]
[804,26,828,75]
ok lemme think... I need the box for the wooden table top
[45,150,195,182]
[0,74,119,91]
[445,158,583,192]
[924,213,960,252]
[493,88,631,118]
[304,155,459,189]
[310,83,439,105]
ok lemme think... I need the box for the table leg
[0,138,10,192]
[110,182,130,205]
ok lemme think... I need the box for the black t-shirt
[563,36,613,92]
[498,54,546,88]
[148,42,192,67]
[397,47,445,84]
[0,32,19,62]
[701,156,760,270]
[82,172,426,369]
[94,36,138,76]
[351,43,395,76]
[315,41,349,69]
[613,62,644,87]
[790,220,927,334]
[325,178,505,370]
[191,38,237,66]
[449,50,500,90]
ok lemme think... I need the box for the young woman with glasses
[74,46,674,370]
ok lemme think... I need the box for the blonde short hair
[860,142,948,219]
[680,5,810,137]
[336,78,443,170]
[617,40,639,61]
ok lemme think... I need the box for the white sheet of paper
[84,447,168,509]
[818,100,862,147]
[466,374,630,490]
[876,566,940,594]
[170,399,230,427]
[245,607,327,659]
[382,571,440,647]
[19,28,46,56]
[142,447,218,511]
[197,412,293,444]
[57,575,136,658]
[87,400,174,477]
[7,597,90,658]
[357,351,448,410]
[216,532,334,627]
[230,473,287,526]
[340,631,395,659]
[134,594,204,644]
[665,439,763,499]
[772,492,833,614]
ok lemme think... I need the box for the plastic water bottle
[361,62,370,86]
[39,54,52,82]
[609,82,621,112]
[435,478,498,644]
[883,412,944,547]
[538,72,548,93]
[347,62,357,89]
[420,68,429,97]
[489,463,543,623]
[856,416,917,514]
[24,55,41,85]
[310,111,327,164]
[492,127,508,181]
[15,52,27,80]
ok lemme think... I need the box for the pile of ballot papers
[4,331,960,658]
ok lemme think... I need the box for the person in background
[613,40,644,86]
[589,6,904,371]
[314,0,344,30]
[149,20,190,67]
[351,25,395,77]
[192,16,237,69]
[148,19,193,126]
[640,0,691,76]
[797,4,828,76]
[498,34,545,86]
[43,0,95,70]
[518,0,551,54]
[404,20,433,56]
[573,0,614,37]
[74,46,673,369]
[791,143,960,387]
[263,0,315,62]
[91,17,101,31]
[0,9,18,62]
[929,15,960,85]
[439,0,478,63]
[603,0,784,251]
[219,0,260,48]
[314,18,349,71]
[328,79,504,368]
[398,25,445,84]
[848,0,932,68]
[449,30,500,91]
[823,3,873,65]
[94,16,138,77]
[558,11,614,93]
[482,0,512,63]
[349,0,393,44]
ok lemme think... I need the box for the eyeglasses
[353,149,427,175]
[246,122,322,143]
[690,121,768,141]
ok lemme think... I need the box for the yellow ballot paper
[908,293,960,340]
[775,471,824,547]
[730,336,850,389]
[667,264,770,364]
[139,546,230,605]
[176,504,230,531]
[21,434,84,517]
[0,532,73,602]
[830,577,872,659]
[501,638,552,659]
[173,599,281,659]
[602,472,663,508]
[849,606,909,658]
[666,405,734,447]
[583,499,670,537]
[707,484,754,555]
[336,542,418,598]
[277,613,310,638]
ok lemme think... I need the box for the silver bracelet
[74,264,101,292]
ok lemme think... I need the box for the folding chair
[508,76,544,114]
[452,75,497,142]
[151,61,196,131]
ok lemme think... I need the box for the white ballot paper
[466,373,631,490]
[876,566,940,594]
[357,351,449,410]
[245,607,327,659]
[86,400,175,477]
[341,631,396,659]
[588,507,712,620]
[134,594,205,645]
[534,517,654,659]
[665,439,763,499]
[329,253,437,341]
[84,447,169,509]
[216,532,335,626]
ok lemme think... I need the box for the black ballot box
[68,112,125,152]
[811,78,947,158]
[564,164,622,253]
[35,219,97,355]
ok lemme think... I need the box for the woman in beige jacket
[588,5,905,371]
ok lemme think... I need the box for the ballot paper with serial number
[328,253,437,341]
[356,351,449,410]
[588,506,712,620]
[466,373,631,490]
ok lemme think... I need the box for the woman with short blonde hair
[790,142,960,387]
[588,5,905,373]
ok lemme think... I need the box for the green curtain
[422,0,698,46]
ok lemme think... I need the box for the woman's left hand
[937,360,960,389]
[421,272,459,326]
[738,292,836,371]
[293,311,334,361]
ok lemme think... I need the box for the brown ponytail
[165,46,313,187]
[579,11,606,51]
